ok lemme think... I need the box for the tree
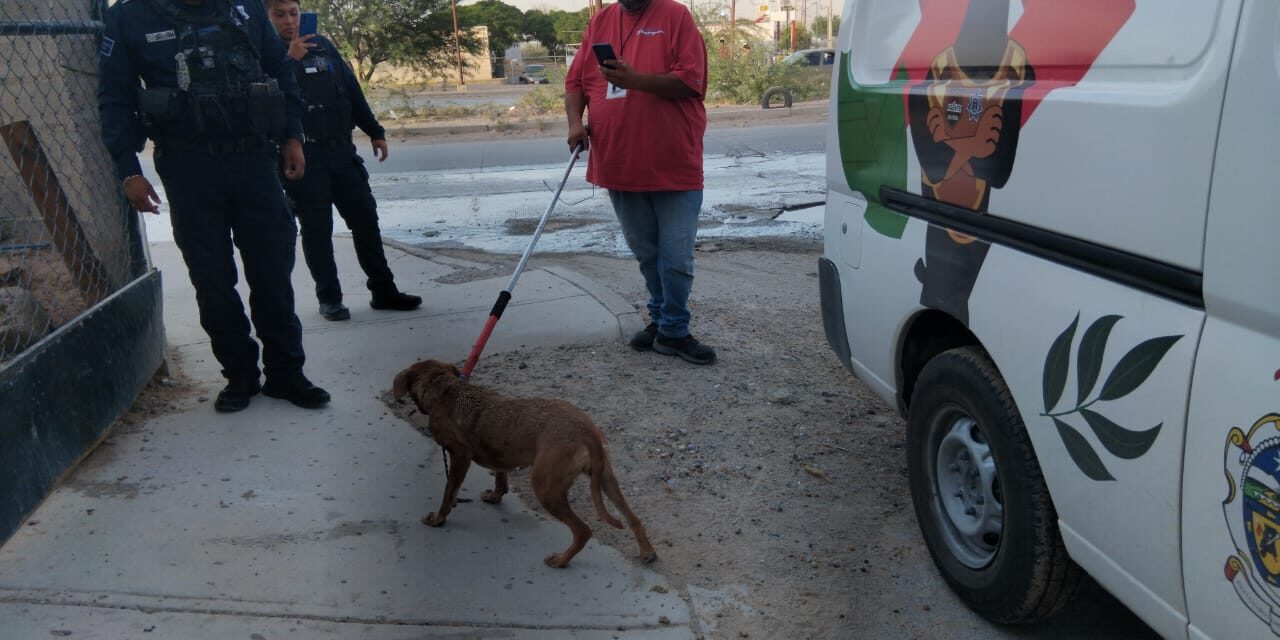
[551,8,591,49]
[458,0,525,57]
[523,10,558,52]
[312,0,480,83]
[810,15,840,41]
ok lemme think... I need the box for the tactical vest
[296,45,353,146]
[137,0,286,147]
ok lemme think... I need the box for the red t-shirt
[565,0,707,191]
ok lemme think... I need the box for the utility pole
[729,0,736,50]
[451,0,466,91]
[826,0,832,44]
[782,3,793,51]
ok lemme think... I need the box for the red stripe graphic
[896,0,1136,126]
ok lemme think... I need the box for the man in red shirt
[565,0,716,365]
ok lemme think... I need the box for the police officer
[266,0,421,321]
[99,0,330,412]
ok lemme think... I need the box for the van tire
[761,86,793,109]
[906,346,1083,624]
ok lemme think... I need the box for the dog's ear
[392,364,419,401]
[416,364,459,409]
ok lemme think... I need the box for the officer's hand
[287,34,316,61]
[123,175,161,214]
[282,139,306,180]
[567,124,590,153]
[371,138,389,162]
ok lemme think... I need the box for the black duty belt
[160,136,274,156]
[303,138,351,151]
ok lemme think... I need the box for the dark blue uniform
[99,0,308,388]
[285,35,411,312]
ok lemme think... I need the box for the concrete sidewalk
[0,238,694,638]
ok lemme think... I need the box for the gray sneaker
[630,323,658,351]
[653,334,717,365]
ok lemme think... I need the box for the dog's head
[392,359,462,412]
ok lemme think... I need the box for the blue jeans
[608,190,703,338]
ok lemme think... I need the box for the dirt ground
[442,242,909,640]
[378,240,1158,640]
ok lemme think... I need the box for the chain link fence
[0,0,140,363]
[1,0,162,545]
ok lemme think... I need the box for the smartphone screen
[299,12,318,36]
[591,43,617,66]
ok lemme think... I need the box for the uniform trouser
[154,145,305,382]
[283,148,395,305]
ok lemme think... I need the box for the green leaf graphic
[1053,418,1115,481]
[1097,335,1182,402]
[1078,409,1162,460]
[1043,314,1079,413]
[1076,315,1122,405]
[837,59,909,239]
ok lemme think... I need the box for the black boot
[370,291,422,311]
[263,373,330,409]
[215,378,261,413]
[319,301,350,321]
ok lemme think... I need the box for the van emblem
[1222,411,1280,631]
[966,90,984,122]
[945,99,963,123]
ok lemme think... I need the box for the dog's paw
[640,551,658,565]
[480,490,504,504]
[422,512,447,527]
[544,553,570,569]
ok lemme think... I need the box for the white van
[820,1,1280,638]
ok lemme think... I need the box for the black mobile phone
[299,12,318,36]
[591,42,617,67]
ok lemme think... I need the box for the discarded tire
[761,86,793,109]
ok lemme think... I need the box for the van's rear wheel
[907,346,1083,624]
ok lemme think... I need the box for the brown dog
[392,359,657,568]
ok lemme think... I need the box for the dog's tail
[587,439,624,529]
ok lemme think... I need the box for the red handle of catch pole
[460,290,512,380]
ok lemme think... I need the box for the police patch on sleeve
[99,36,114,57]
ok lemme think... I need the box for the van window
[847,0,1223,85]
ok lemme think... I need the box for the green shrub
[519,64,567,113]
[706,44,831,105]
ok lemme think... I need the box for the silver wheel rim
[932,410,1003,569]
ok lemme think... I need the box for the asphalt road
[366,122,826,175]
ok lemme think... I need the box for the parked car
[822,2,1280,638]
[761,48,835,109]
[518,64,549,85]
